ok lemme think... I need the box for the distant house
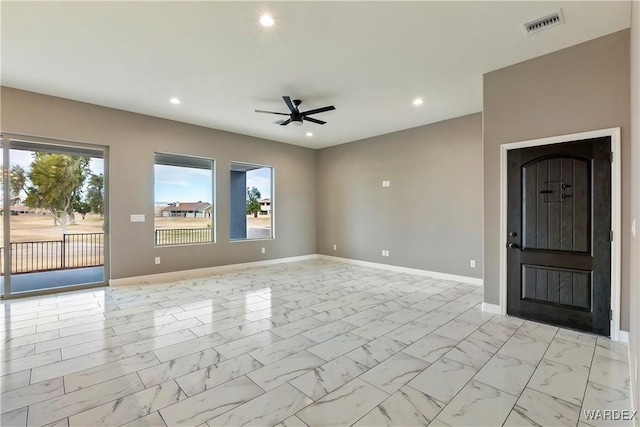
[161,201,212,218]
[259,198,271,215]
[10,204,32,214]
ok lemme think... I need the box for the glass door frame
[1,133,110,299]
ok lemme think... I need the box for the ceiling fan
[255,96,336,126]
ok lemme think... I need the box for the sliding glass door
[1,135,108,297]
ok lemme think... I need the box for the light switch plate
[130,214,145,223]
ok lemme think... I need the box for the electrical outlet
[470,260,476,268]
[381,250,390,257]
[333,244,337,250]
[154,257,161,265]
[381,180,391,188]
[382,249,386,256]
[261,247,266,254]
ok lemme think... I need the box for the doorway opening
[1,136,108,298]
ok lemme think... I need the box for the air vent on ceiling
[523,10,564,36]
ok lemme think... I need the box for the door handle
[508,243,520,249]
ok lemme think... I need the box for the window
[154,153,214,246]
[229,162,273,240]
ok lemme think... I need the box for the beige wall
[317,113,483,279]
[0,87,318,280]
[628,0,639,413]
[483,30,631,330]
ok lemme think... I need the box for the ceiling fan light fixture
[259,14,275,27]
[293,119,303,126]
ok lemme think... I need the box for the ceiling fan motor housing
[292,100,303,124]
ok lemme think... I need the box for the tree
[9,165,28,204]
[73,200,91,220]
[86,173,104,217]
[247,186,261,218]
[24,153,90,233]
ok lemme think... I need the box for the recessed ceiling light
[306,132,313,137]
[260,14,275,27]
[413,98,423,106]
[170,98,181,105]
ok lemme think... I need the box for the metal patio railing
[154,228,212,246]
[0,233,104,274]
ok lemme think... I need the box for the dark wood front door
[507,137,611,336]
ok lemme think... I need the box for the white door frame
[0,132,109,299]
[498,127,621,341]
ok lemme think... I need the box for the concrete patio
[1,266,104,295]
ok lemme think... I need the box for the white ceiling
[0,1,631,149]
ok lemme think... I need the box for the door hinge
[610,309,613,321]
[610,152,614,162]
[610,230,614,242]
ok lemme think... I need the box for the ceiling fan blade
[279,119,291,126]
[304,116,326,125]
[255,109,289,116]
[283,96,299,114]
[300,105,336,116]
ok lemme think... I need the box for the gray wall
[317,113,483,279]
[483,30,631,330]
[0,87,317,280]
[628,1,639,413]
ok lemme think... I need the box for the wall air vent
[523,11,564,36]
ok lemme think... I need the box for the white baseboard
[481,302,502,315]
[109,254,318,286]
[317,255,483,286]
[618,330,629,343]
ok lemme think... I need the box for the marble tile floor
[0,259,632,427]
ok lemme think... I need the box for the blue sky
[8,149,271,207]
[247,168,272,199]
[155,165,271,205]
[154,164,211,204]
[10,150,104,175]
